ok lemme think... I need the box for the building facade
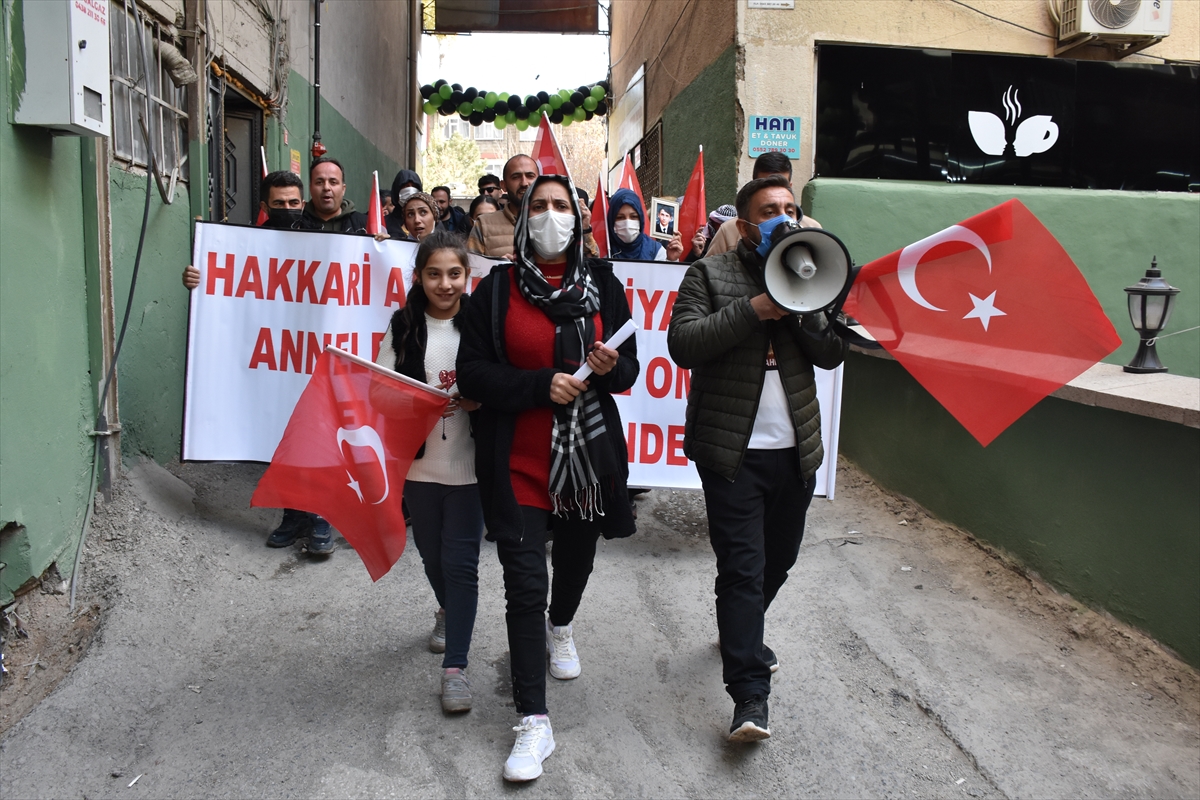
[609,0,1199,664]
[0,0,420,603]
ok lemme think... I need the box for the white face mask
[396,187,418,205]
[527,210,576,260]
[614,218,641,243]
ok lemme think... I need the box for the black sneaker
[266,508,311,548]
[761,644,780,674]
[729,695,771,742]
[306,516,335,555]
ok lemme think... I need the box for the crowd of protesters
[182,148,846,783]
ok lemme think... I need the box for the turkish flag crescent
[677,146,706,249]
[367,170,384,236]
[255,146,270,227]
[251,347,450,580]
[843,199,1121,447]
[618,153,644,208]
[591,173,609,258]
[532,113,570,180]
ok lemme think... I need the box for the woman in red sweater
[457,175,639,782]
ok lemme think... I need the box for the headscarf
[512,175,618,519]
[705,204,737,240]
[606,188,663,261]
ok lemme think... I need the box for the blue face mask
[754,214,792,258]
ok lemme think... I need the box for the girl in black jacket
[375,230,482,714]
[457,175,639,782]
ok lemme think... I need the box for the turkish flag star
[844,199,1121,447]
[963,290,1006,331]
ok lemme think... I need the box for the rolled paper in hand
[573,318,637,381]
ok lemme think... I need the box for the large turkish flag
[843,199,1121,446]
[251,347,449,580]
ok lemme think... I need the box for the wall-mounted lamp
[1123,257,1180,373]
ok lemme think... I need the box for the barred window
[108,0,188,177]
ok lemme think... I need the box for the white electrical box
[13,0,112,137]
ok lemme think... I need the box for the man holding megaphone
[667,175,849,744]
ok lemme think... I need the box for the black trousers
[698,448,816,702]
[494,506,602,715]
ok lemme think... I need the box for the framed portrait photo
[648,197,679,241]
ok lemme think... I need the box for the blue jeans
[698,448,815,702]
[403,481,484,669]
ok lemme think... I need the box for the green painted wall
[840,351,1200,666]
[661,46,738,207]
[276,69,402,213]
[0,0,95,602]
[804,179,1200,378]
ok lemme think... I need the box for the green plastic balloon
[458,102,472,116]
[561,114,573,127]
[505,110,517,124]
[499,92,509,101]
[472,97,486,112]
[430,94,443,108]
[540,104,552,118]
[423,101,436,115]
[439,84,453,99]
[515,118,529,131]
[494,117,507,130]
[573,107,586,121]
[559,89,571,101]
[486,92,498,106]
[583,96,598,111]
[590,85,605,100]
[549,95,562,109]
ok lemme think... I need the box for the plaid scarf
[513,175,619,519]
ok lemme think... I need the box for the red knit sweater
[505,265,603,510]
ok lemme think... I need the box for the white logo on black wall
[968,86,1058,157]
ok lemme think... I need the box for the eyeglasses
[481,186,500,194]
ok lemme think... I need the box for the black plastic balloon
[561,101,575,115]
[438,104,452,116]
[495,100,509,116]
[434,78,447,88]
[577,85,590,97]
[525,96,540,112]
[452,83,462,91]
[483,108,496,122]
[598,79,610,93]
[449,91,463,106]
[594,101,607,116]
[570,92,583,106]
[515,107,530,120]
[420,84,434,99]
[550,109,564,124]
[537,91,550,104]
[469,110,484,126]
[585,110,595,121]
[464,87,477,101]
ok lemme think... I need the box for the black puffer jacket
[456,260,639,544]
[667,241,847,482]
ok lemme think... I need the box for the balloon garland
[419,79,610,131]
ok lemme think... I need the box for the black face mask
[264,207,304,229]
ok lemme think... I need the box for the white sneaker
[546,620,581,680]
[503,714,555,782]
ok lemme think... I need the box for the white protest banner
[184,227,841,496]
[609,260,842,498]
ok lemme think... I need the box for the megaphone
[762,222,856,316]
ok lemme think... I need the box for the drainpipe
[408,0,420,168]
[311,0,326,158]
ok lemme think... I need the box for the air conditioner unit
[1058,0,1172,48]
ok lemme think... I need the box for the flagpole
[325,346,454,399]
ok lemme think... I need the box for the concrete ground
[1,457,1196,799]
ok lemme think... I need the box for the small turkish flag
[618,153,644,209]
[251,347,449,580]
[843,199,1121,447]
[255,146,270,227]
[367,170,384,237]
[677,146,706,251]
[591,173,609,258]
[532,113,570,180]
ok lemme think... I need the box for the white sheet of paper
[572,318,637,381]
